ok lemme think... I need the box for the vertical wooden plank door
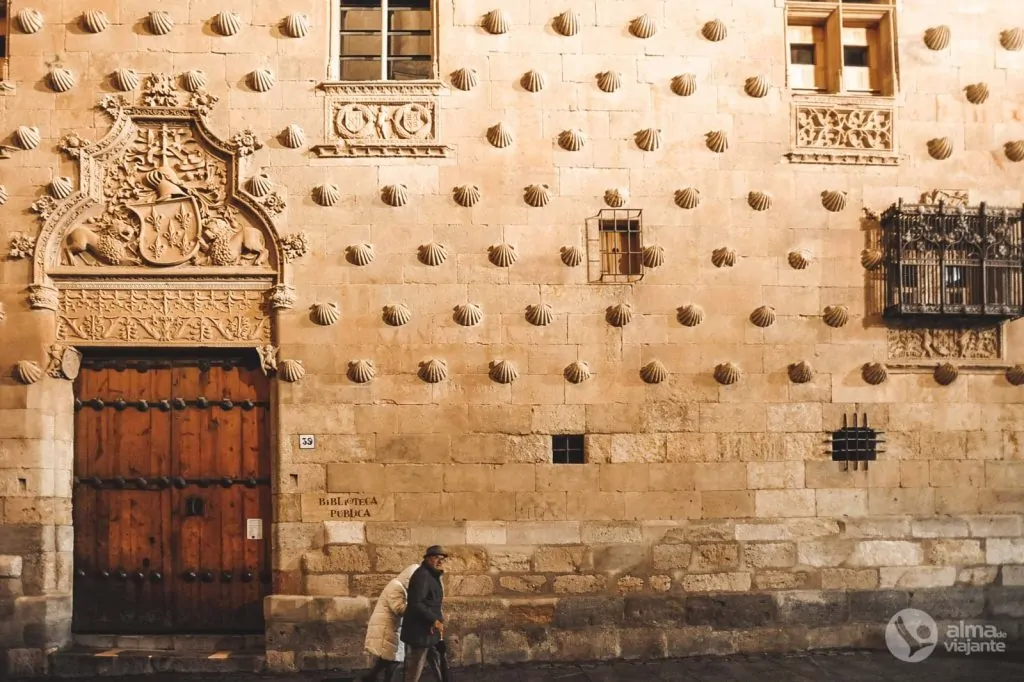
[72,353,272,634]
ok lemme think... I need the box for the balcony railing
[881,199,1024,321]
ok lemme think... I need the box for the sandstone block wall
[1,0,1023,675]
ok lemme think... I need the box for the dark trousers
[362,656,400,682]
[404,646,442,682]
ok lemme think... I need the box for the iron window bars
[593,208,644,283]
[552,435,585,464]
[830,413,884,471]
[881,199,1024,321]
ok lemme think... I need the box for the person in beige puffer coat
[361,563,420,682]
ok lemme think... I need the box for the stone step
[49,648,267,677]
[72,634,265,652]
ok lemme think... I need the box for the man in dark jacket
[400,545,447,682]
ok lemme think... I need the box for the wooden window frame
[552,435,586,465]
[784,1,898,97]
[587,209,645,284]
[0,0,10,83]
[328,0,439,82]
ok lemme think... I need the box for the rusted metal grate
[552,434,585,464]
[830,413,884,471]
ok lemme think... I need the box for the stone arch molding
[26,74,307,363]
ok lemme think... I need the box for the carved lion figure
[65,224,133,265]
[202,217,268,266]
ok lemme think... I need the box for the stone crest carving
[888,326,1001,360]
[27,74,303,349]
[313,82,451,158]
[787,96,898,166]
[920,189,969,206]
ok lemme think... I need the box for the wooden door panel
[74,353,271,635]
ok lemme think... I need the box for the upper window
[334,0,435,81]
[786,1,897,96]
[0,1,9,80]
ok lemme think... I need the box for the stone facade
[2,0,1024,676]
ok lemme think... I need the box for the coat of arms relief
[27,75,307,349]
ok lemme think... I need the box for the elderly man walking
[399,546,447,682]
[360,563,420,682]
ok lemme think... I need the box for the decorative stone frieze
[45,344,82,379]
[888,326,1001,360]
[787,96,898,166]
[313,82,452,158]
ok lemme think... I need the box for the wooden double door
[72,351,272,634]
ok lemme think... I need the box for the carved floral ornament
[787,96,898,166]
[20,74,308,354]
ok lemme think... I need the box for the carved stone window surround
[787,94,899,166]
[312,81,452,158]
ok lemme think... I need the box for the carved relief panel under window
[787,96,897,165]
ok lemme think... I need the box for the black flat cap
[424,545,447,558]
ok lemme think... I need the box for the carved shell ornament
[524,184,552,207]
[483,9,511,35]
[487,122,514,148]
[675,187,701,209]
[711,247,736,268]
[934,362,959,386]
[604,188,628,208]
[677,304,704,327]
[554,10,581,37]
[597,71,622,93]
[702,19,727,42]
[640,360,668,385]
[744,76,770,98]
[671,73,697,96]
[558,129,587,151]
[861,248,884,270]
[250,68,276,92]
[862,362,888,385]
[488,360,518,385]
[451,68,478,91]
[0,185,7,206]
[313,184,341,207]
[348,360,376,384]
[283,13,311,39]
[310,302,341,326]
[213,11,243,37]
[16,8,44,34]
[606,303,633,327]
[748,191,772,211]
[418,359,448,384]
[560,245,584,267]
[521,70,546,93]
[820,190,847,212]
[564,361,592,384]
[113,68,140,92]
[488,243,518,267]
[453,303,483,327]
[13,360,44,385]
[526,303,554,326]
[749,305,776,328]
[1005,141,1024,163]
[1001,28,1024,51]
[822,304,850,328]
[453,184,482,207]
[928,137,953,160]
[183,70,207,93]
[964,83,989,105]
[635,128,662,152]
[282,124,305,149]
[1006,365,1024,386]
[642,245,665,268]
[788,361,814,384]
[629,15,657,39]
[346,243,375,266]
[82,10,109,33]
[49,177,74,200]
[381,184,409,207]
[418,242,448,266]
[48,66,76,93]
[706,130,729,153]
[788,250,811,270]
[383,303,412,326]
[148,11,174,35]
[924,25,951,51]
[714,362,741,386]
[278,360,305,383]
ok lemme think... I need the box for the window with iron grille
[881,199,1024,321]
[591,209,643,283]
[336,0,434,81]
[0,1,9,81]
[552,435,585,464]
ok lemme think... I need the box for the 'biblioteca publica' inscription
[301,493,393,522]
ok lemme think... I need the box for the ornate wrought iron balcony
[881,199,1024,321]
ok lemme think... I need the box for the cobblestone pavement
[45,650,1024,682]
